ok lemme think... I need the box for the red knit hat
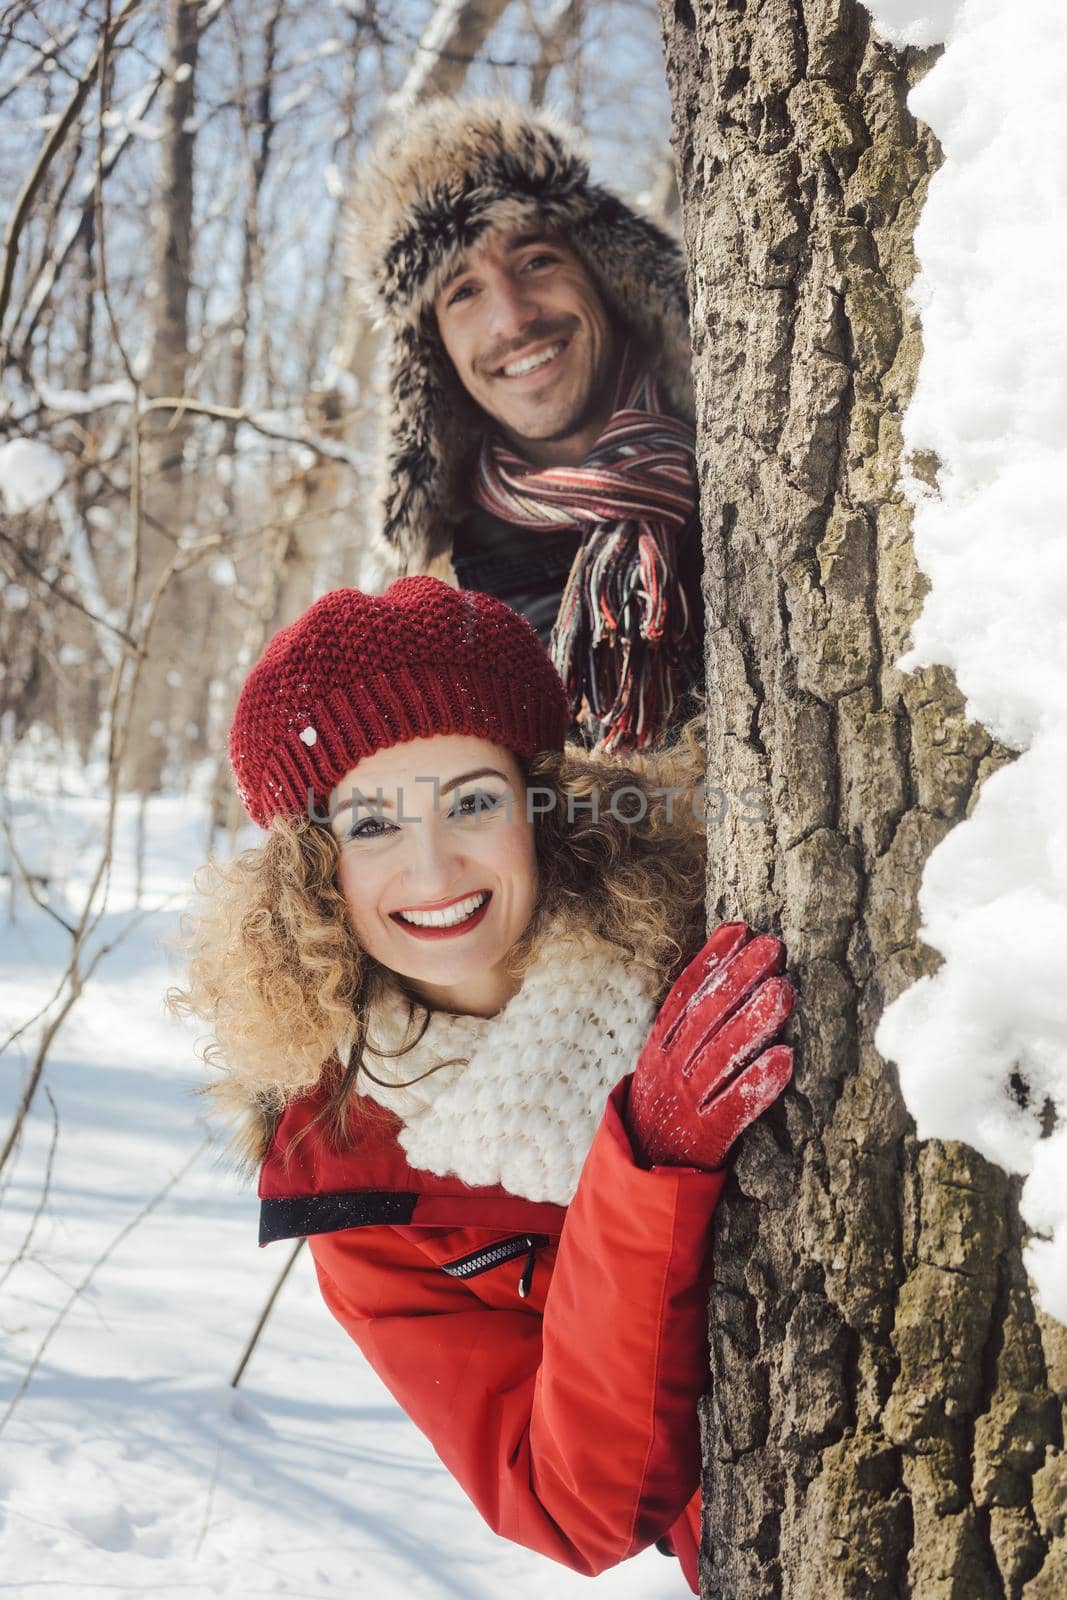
[229,577,570,828]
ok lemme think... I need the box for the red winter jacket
[259,1076,727,1593]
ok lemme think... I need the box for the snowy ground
[0,785,683,1599]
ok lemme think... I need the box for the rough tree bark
[657,3,1067,1596]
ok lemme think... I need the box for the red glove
[627,922,795,1170]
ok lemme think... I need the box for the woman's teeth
[397,892,489,929]
[502,342,564,378]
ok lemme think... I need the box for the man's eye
[448,282,475,305]
[451,790,502,818]
[524,253,557,270]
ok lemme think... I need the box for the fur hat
[347,97,694,572]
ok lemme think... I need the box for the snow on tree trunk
[656,2,1067,1595]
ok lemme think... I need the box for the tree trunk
[529,0,581,108]
[125,0,201,797]
[657,2,1067,1596]
[389,0,514,111]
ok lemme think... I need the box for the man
[348,97,704,752]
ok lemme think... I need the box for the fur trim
[347,98,695,573]
[350,99,592,328]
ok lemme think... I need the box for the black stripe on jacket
[259,1190,417,1245]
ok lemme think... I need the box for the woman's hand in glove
[627,922,795,1171]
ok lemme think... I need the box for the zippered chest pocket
[441,1232,552,1299]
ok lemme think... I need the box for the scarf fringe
[474,358,700,752]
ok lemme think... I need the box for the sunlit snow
[864,0,1067,1319]
[0,779,684,1597]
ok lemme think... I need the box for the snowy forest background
[1,1,692,1593]
[1,0,676,842]
[2,0,1066,1594]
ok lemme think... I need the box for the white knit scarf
[355,922,660,1205]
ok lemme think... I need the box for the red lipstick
[389,892,492,941]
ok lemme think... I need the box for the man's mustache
[475,317,579,377]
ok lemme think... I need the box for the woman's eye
[344,814,394,842]
[451,790,502,819]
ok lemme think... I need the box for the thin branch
[139,395,363,469]
[0,881,182,1066]
[10,0,228,357]
[0,814,76,935]
[0,989,59,1061]
[0,525,137,653]
[0,1137,211,1437]
[4,387,363,472]
[0,0,143,352]
[0,6,148,1173]
[0,1087,59,1295]
[0,931,112,1177]
[0,472,240,1123]
[230,1238,305,1387]
[0,0,354,1165]
[93,0,139,391]
[13,79,163,356]
[0,20,81,108]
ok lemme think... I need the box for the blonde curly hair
[168,707,709,1162]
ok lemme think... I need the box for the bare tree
[125,0,203,799]
[219,0,285,462]
[389,0,516,111]
[0,0,144,357]
[657,2,1067,1596]
[527,0,580,107]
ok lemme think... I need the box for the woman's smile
[389,889,493,938]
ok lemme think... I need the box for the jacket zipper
[441,1233,551,1298]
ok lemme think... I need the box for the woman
[173,576,795,1593]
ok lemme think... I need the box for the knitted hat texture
[229,577,570,829]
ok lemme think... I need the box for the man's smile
[496,338,569,380]
[435,238,618,462]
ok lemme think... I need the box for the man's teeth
[502,342,564,378]
[398,892,489,929]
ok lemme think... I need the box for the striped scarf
[472,359,700,752]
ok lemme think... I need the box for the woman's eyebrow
[439,765,509,796]
[332,767,509,818]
